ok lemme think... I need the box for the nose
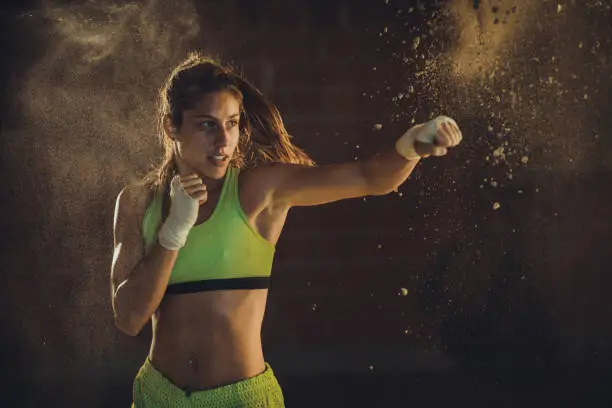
[214,126,230,148]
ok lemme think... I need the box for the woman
[111,53,462,407]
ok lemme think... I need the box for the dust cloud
[441,0,608,173]
[377,0,612,360]
[386,0,611,182]
[6,0,205,374]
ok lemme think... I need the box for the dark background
[1,0,611,406]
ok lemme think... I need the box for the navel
[187,354,199,372]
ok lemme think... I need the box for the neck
[201,175,225,193]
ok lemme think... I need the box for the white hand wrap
[395,115,458,160]
[157,175,200,250]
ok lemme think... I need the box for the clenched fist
[396,116,463,160]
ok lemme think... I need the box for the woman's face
[170,90,242,181]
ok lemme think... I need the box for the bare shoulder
[238,163,292,190]
[113,181,154,238]
[237,163,297,212]
[238,162,305,195]
[116,182,152,208]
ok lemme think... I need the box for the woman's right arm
[110,185,178,336]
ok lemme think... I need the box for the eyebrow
[193,113,241,120]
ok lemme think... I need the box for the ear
[163,115,177,139]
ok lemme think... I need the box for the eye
[199,121,216,129]
[227,119,239,128]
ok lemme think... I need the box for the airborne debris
[493,146,505,157]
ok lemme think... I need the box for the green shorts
[132,358,285,407]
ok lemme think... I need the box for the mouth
[208,154,229,166]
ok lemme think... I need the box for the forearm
[361,148,421,196]
[113,242,178,336]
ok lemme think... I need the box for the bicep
[272,162,371,208]
[111,186,145,298]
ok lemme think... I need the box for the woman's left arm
[268,116,463,208]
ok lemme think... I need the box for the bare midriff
[148,288,269,391]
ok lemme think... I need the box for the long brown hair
[142,53,315,194]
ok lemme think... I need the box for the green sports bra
[141,167,276,294]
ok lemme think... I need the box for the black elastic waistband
[165,277,271,295]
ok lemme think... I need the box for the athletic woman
[111,53,463,407]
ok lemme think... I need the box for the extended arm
[269,116,463,208]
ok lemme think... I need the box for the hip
[133,357,284,408]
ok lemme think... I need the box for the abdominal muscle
[148,288,269,391]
